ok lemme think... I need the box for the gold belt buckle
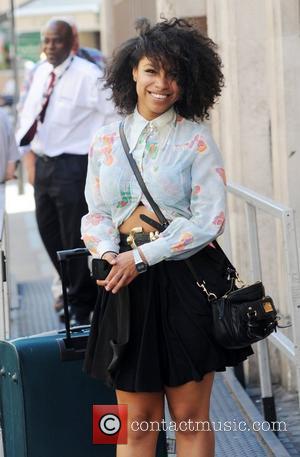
[127,226,143,249]
[149,231,160,241]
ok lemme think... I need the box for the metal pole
[9,0,19,124]
[245,202,278,430]
[282,210,300,407]
[9,0,24,195]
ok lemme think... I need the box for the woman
[82,18,253,457]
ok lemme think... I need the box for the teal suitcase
[0,329,116,457]
[0,248,167,457]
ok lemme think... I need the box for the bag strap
[119,121,236,298]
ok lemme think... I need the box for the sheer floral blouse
[81,107,226,266]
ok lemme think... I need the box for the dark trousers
[34,154,97,319]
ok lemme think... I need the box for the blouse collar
[127,106,176,152]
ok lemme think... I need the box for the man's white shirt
[17,55,119,156]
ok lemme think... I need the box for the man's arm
[22,150,36,185]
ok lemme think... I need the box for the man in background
[17,18,118,325]
[19,17,105,186]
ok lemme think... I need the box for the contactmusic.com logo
[93,405,128,444]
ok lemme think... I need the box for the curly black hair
[105,17,224,121]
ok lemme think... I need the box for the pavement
[3,179,298,457]
[248,385,300,456]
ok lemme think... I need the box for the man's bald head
[42,19,74,67]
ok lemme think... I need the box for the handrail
[0,184,9,340]
[227,183,291,216]
[227,181,300,412]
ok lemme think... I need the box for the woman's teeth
[150,93,168,99]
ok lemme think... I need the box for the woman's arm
[139,128,226,266]
[81,133,120,258]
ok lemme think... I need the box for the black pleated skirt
[83,243,254,392]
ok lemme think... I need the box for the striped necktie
[20,71,56,146]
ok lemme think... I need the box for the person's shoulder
[175,117,219,152]
[92,120,121,142]
[175,116,209,136]
[72,55,102,77]
[33,60,51,78]
[89,120,120,158]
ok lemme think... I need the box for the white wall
[156,0,206,18]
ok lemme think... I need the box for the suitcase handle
[57,325,90,335]
[56,248,91,343]
[57,248,90,261]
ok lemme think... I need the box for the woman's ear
[132,67,137,82]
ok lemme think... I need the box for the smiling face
[132,56,181,120]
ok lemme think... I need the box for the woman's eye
[145,69,156,74]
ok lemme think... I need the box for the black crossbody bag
[119,121,280,349]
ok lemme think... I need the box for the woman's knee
[116,390,164,442]
[128,412,163,442]
[165,376,214,429]
[168,407,210,431]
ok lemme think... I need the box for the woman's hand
[102,251,139,294]
[96,252,118,287]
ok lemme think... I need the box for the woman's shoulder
[175,117,216,146]
[91,120,121,143]
[89,120,121,159]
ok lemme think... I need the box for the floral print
[171,232,194,252]
[216,167,226,185]
[213,211,225,226]
[176,134,207,155]
[81,107,226,265]
[100,133,117,166]
[192,185,201,199]
[146,141,158,159]
[189,134,207,153]
[81,234,101,255]
[116,189,133,208]
[83,214,104,226]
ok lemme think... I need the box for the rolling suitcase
[0,248,167,457]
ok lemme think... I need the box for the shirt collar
[128,106,176,152]
[51,54,73,77]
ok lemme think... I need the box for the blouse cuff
[96,241,120,259]
[139,237,170,266]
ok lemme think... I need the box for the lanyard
[42,56,74,100]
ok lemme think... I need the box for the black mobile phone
[92,258,112,280]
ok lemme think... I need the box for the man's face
[42,23,73,67]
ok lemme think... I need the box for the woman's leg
[116,389,164,457]
[165,372,215,457]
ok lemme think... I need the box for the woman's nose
[155,73,169,89]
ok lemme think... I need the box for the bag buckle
[126,226,143,249]
[247,306,257,318]
[197,281,217,302]
[235,272,246,287]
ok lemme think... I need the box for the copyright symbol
[99,413,121,435]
